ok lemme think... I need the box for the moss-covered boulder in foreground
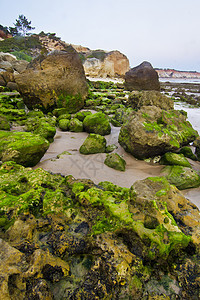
[58,118,70,131]
[162,165,200,190]
[79,133,106,154]
[160,152,191,167]
[0,162,199,299]
[119,106,198,159]
[104,153,126,171]
[83,112,111,135]
[25,113,56,142]
[0,131,49,167]
[68,118,83,132]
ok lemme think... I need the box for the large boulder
[124,61,160,91]
[128,90,174,110]
[0,131,49,167]
[14,48,88,112]
[118,106,198,159]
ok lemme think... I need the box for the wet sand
[34,126,200,209]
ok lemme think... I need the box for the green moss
[0,131,49,167]
[74,111,92,121]
[57,93,84,113]
[162,165,200,190]
[104,153,126,171]
[79,133,106,154]
[68,118,83,132]
[58,119,70,131]
[83,112,111,136]
[160,152,191,168]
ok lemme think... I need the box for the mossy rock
[179,146,197,161]
[25,116,56,142]
[105,144,118,153]
[119,106,198,159]
[57,113,71,122]
[58,119,70,131]
[68,118,83,132]
[0,131,49,167]
[104,153,126,171]
[160,152,191,168]
[162,165,200,190]
[79,133,106,154]
[34,121,56,143]
[0,115,10,130]
[74,111,92,121]
[53,108,71,117]
[83,112,111,136]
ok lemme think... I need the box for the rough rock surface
[0,131,49,166]
[104,153,126,171]
[14,49,88,111]
[0,162,199,299]
[83,50,130,78]
[118,106,198,159]
[80,133,107,154]
[162,165,200,189]
[83,112,111,136]
[124,61,160,91]
[128,90,174,110]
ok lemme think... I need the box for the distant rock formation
[124,61,160,91]
[83,50,130,78]
[38,35,130,78]
[156,68,200,79]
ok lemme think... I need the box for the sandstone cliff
[156,68,200,79]
[38,35,130,78]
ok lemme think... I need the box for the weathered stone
[162,165,200,190]
[14,49,88,111]
[128,90,174,110]
[0,115,10,130]
[58,118,70,131]
[104,153,126,171]
[68,118,83,132]
[0,131,49,167]
[160,152,191,167]
[124,61,160,91]
[118,106,198,159]
[80,133,106,154]
[83,112,111,136]
[83,50,129,78]
[179,146,197,161]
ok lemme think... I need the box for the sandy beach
[34,125,200,209]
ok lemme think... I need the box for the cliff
[156,68,200,79]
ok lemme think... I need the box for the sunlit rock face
[83,50,130,78]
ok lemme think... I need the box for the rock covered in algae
[79,133,107,154]
[0,130,49,167]
[0,161,199,299]
[104,153,126,171]
[83,112,111,135]
[118,106,198,159]
[162,165,200,190]
[160,152,191,167]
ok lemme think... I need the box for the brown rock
[124,61,160,91]
[128,90,174,110]
[14,48,88,111]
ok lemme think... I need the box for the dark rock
[124,61,160,91]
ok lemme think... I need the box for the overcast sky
[1,0,200,71]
